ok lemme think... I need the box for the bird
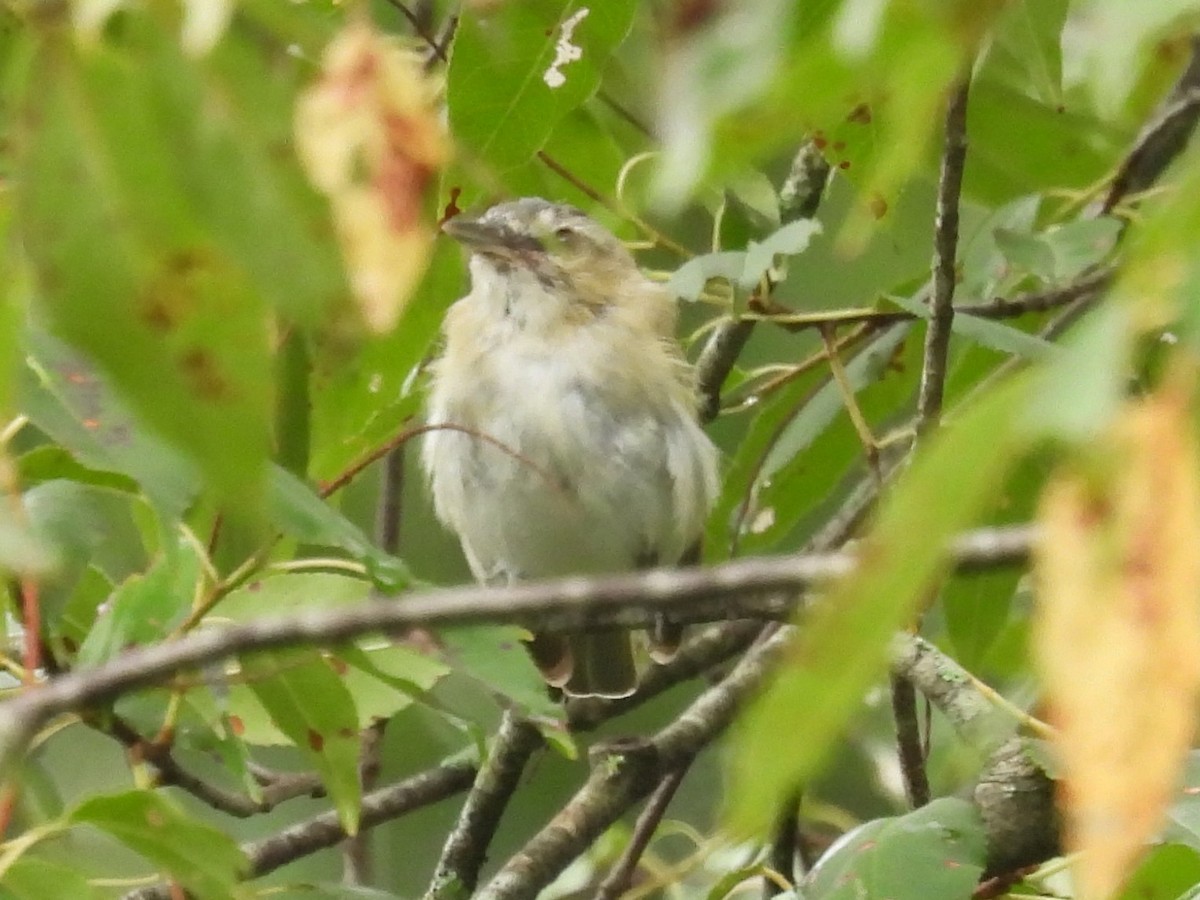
[421,197,719,698]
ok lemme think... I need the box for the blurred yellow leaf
[1035,382,1200,900]
[180,0,234,56]
[295,20,449,333]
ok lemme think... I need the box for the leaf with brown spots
[241,648,362,834]
[16,31,271,520]
[295,21,449,333]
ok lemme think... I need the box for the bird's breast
[424,321,691,578]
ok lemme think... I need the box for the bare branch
[1103,36,1200,213]
[0,524,1036,773]
[917,76,972,433]
[595,765,689,900]
[425,712,544,899]
[124,759,479,900]
[890,632,1018,756]
[890,673,931,807]
[107,716,307,818]
[763,791,801,897]
[478,627,797,899]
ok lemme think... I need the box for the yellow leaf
[295,20,449,333]
[1034,383,1200,900]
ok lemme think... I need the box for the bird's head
[442,198,648,325]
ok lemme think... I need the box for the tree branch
[594,765,690,900]
[696,138,832,422]
[889,633,1014,755]
[0,524,1036,774]
[891,74,973,813]
[425,711,544,899]
[1102,35,1200,213]
[477,626,797,900]
[107,715,320,818]
[124,758,479,900]
[917,76,972,432]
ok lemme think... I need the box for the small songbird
[422,198,719,699]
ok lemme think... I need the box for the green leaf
[1041,218,1121,281]
[669,220,822,301]
[21,329,199,519]
[0,179,24,422]
[941,455,1046,673]
[704,861,776,900]
[440,625,563,723]
[740,220,823,291]
[193,30,348,327]
[0,855,98,900]
[22,480,148,631]
[217,571,371,620]
[976,0,1068,106]
[215,572,450,719]
[1165,751,1200,851]
[957,195,1043,301]
[728,376,1029,834]
[965,80,1127,206]
[309,237,461,481]
[268,466,413,590]
[448,1,637,171]
[1022,300,1131,440]
[17,25,271,520]
[1068,0,1200,118]
[76,536,200,665]
[707,353,833,555]
[672,222,820,303]
[1117,843,1200,900]
[69,790,246,899]
[337,643,450,723]
[993,227,1058,282]
[803,798,986,900]
[735,326,919,556]
[16,445,138,494]
[242,649,362,834]
[885,292,1057,361]
[761,326,909,478]
[653,0,796,207]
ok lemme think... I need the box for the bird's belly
[428,350,674,579]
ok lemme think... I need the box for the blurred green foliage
[0,0,1198,897]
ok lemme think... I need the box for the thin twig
[763,790,801,898]
[916,76,971,433]
[749,265,1115,333]
[343,442,408,884]
[375,445,406,556]
[695,139,831,422]
[383,0,446,61]
[819,326,881,482]
[595,765,690,900]
[897,74,972,813]
[889,673,930,807]
[107,715,296,818]
[425,712,544,900]
[124,759,479,899]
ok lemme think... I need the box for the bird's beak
[442,215,542,255]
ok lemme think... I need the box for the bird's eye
[554,226,576,241]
